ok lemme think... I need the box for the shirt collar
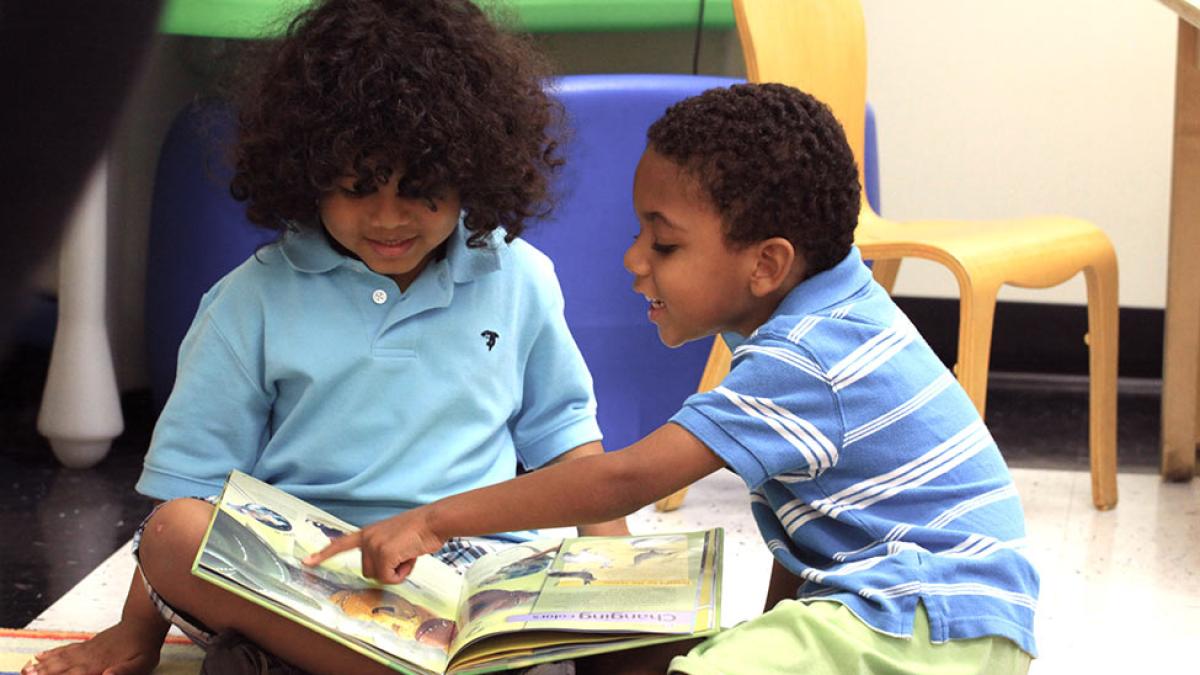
[776,245,872,318]
[445,217,506,284]
[278,226,344,273]
[279,212,506,284]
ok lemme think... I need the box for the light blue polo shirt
[672,247,1039,656]
[138,220,601,532]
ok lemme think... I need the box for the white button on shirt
[372,289,388,304]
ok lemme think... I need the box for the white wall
[861,0,1177,308]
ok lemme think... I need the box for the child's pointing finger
[303,531,362,567]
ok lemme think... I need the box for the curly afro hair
[229,0,561,247]
[646,83,860,276]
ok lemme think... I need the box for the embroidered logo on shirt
[481,330,499,351]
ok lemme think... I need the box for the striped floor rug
[0,629,201,674]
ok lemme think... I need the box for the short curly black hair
[229,0,561,247]
[646,83,860,276]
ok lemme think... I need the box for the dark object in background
[145,100,274,411]
[0,0,163,352]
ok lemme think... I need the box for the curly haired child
[26,1,625,674]
[310,83,1040,674]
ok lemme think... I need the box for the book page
[193,471,464,674]
[448,530,721,667]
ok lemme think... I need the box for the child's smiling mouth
[645,295,665,321]
[368,236,417,258]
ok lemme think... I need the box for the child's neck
[733,263,806,337]
[734,293,790,338]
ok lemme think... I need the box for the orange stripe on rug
[0,629,201,674]
[0,628,193,644]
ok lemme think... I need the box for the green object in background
[159,0,308,39]
[160,0,735,39]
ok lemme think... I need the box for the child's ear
[748,237,801,297]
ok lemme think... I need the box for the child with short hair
[27,1,624,674]
[310,83,1039,674]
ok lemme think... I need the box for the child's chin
[656,329,693,349]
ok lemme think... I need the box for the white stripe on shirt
[872,581,1039,611]
[844,372,956,446]
[733,345,829,382]
[926,484,1019,529]
[717,386,838,476]
[787,315,822,343]
[779,421,991,533]
[831,483,1019,561]
[826,313,916,391]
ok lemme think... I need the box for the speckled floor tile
[28,467,1200,674]
[1017,469,1200,672]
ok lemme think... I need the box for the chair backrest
[527,74,742,451]
[733,0,870,212]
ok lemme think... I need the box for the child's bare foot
[22,620,164,675]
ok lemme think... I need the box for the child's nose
[623,236,648,276]
[375,193,418,226]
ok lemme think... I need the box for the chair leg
[953,278,1000,418]
[655,338,734,512]
[655,490,689,513]
[1083,245,1119,510]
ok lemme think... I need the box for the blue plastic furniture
[145,100,273,409]
[865,103,880,215]
[524,75,741,452]
[143,79,880,434]
[527,74,880,454]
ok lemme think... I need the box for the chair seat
[858,213,1113,290]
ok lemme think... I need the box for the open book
[192,471,723,674]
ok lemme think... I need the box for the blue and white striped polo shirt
[672,247,1039,656]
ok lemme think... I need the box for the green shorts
[669,599,1031,675]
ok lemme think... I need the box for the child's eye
[337,183,374,199]
[396,179,444,212]
[651,243,678,255]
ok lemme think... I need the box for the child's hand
[303,508,445,584]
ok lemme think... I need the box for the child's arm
[306,423,724,583]
[763,559,804,612]
[545,441,630,536]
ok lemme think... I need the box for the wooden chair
[657,0,1118,511]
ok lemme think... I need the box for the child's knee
[138,498,213,583]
